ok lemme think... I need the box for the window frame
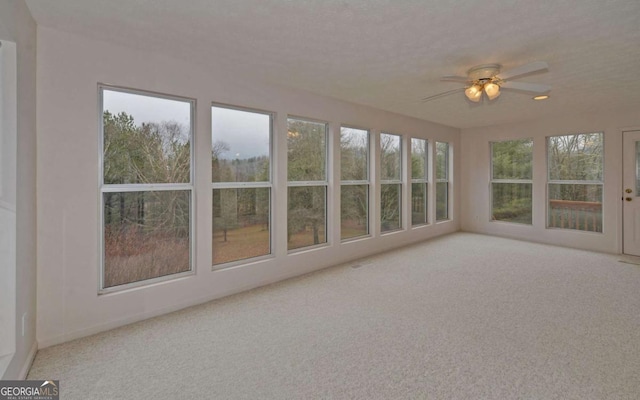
[546,132,604,233]
[489,138,533,225]
[98,84,196,294]
[380,132,403,233]
[340,125,371,241]
[286,116,330,252]
[411,137,429,227]
[211,102,274,268]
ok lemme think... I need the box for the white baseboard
[0,354,11,379]
[18,341,37,379]
[0,341,37,380]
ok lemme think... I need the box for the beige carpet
[28,233,640,399]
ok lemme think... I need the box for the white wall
[460,108,639,254]
[36,27,460,348]
[0,0,37,380]
[0,39,17,376]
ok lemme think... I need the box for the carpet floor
[28,233,640,399]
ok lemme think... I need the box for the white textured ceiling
[25,0,640,129]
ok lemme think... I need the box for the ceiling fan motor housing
[467,64,501,82]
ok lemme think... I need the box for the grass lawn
[213,224,270,265]
[288,226,327,250]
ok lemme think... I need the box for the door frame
[622,128,640,256]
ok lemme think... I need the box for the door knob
[626,197,633,201]
[626,188,633,193]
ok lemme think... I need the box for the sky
[211,106,270,160]
[103,89,191,128]
[103,89,270,159]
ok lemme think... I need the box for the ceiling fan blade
[497,61,548,81]
[421,88,465,102]
[501,81,551,94]
[441,75,470,83]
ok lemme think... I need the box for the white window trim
[98,84,196,294]
[287,117,330,252]
[211,104,275,269]
[435,141,450,222]
[340,126,371,241]
[545,132,604,233]
[489,139,533,225]
[411,138,429,227]
[380,133,403,233]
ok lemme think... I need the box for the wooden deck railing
[549,200,602,232]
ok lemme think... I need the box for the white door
[623,130,640,256]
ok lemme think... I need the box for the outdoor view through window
[491,139,533,224]
[212,105,271,266]
[101,88,193,289]
[101,88,461,284]
[340,127,370,240]
[436,142,449,221]
[287,118,328,250]
[380,133,402,232]
[411,138,429,226]
[547,132,603,232]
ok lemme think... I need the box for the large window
[287,118,328,250]
[340,127,369,240]
[547,132,603,232]
[211,105,272,266]
[491,139,533,224]
[436,142,450,221]
[380,133,402,232]
[100,87,193,290]
[411,138,429,226]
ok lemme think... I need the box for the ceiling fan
[422,61,551,103]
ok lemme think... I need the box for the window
[380,133,402,232]
[491,139,533,224]
[547,132,603,232]
[340,127,369,240]
[100,86,193,290]
[411,138,428,226]
[287,118,328,250]
[436,142,450,221]
[211,105,272,266]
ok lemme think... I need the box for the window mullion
[287,181,328,187]
[212,182,271,189]
[547,180,602,185]
[491,179,532,184]
[102,183,193,192]
[341,180,369,185]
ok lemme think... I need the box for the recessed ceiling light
[533,95,549,100]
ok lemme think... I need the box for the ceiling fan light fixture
[484,82,500,100]
[465,84,482,102]
[429,61,551,105]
